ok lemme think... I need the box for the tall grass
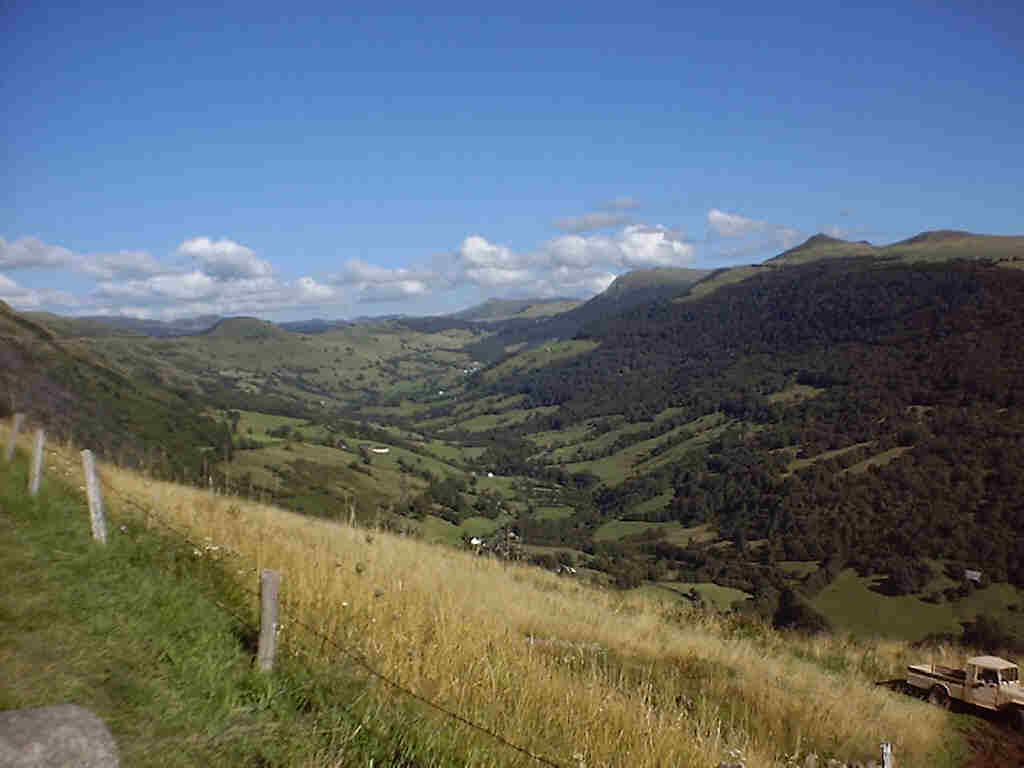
[2,421,966,767]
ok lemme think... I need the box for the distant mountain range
[20,230,1024,343]
[769,229,1024,266]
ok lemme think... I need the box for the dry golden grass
[3,421,963,768]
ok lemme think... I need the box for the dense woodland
[467,259,1024,600]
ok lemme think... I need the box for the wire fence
[101,477,570,768]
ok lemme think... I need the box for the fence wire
[103,483,569,768]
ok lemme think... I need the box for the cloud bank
[3,207,803,319]
[705,209,804,262]
[1,235,337,319]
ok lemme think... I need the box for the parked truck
[907,655,1024,729]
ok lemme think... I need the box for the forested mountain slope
[454,267,711,361]
[0,300,229,479]
[475,258,1024,594]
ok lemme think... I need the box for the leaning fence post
[881,742,893,768]
[29,429,45,496]
[5,412,24,462]
[257,569,281,672]
[81,450,107,544]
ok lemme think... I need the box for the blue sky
[3,1,1022,320]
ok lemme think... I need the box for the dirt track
[963,720,1024,768]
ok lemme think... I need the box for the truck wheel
[928,686,950,710]
[1012,708,1024,732]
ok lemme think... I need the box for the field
[481,339,599,384]
[812,569,1024,643]
[593,519,718,545]
[85,320,486,409]
[562,413,734,485]
[0,423,970,768]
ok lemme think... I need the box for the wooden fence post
[257,569,281,672]
[81,450,107,544]
[29,429,45,496]
[5,412,24,462]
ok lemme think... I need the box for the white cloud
[707,209,767,237]
[457,235,525,270]
[0,273,23,295]
[547,225,695,270]
[0,272,81,309]
[0,237,75,269]
[330,259,435,302]
[295,276,336,301]
[547,234,620,267]
[553,212,633,234]
[453,235,534,288]
[465,266,534,288]
[98,270,220,300]
[177,237,273,279]
[536,267,617,297]
[79,250,165,280]
[1,236,171,281]
[2,219,704,318]
[617,225,695,267]
[0,234,345,319]
[777,227,803,250]
[704,209,809,263]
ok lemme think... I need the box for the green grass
[525,420,599,450]
[766,384,826,405]
[593,519,717,545]
[414,514,465,547]
[630,491,674,519]
[562,413,731,484]
[786,441,872,474]
[811,568,1024,642]
[481,340,599,384]
[420,439,486,465]
[451,406,558,434]
[644,582,752,612]
[534,506,575,521]
[777,560,821,578]
[0,459,474,767]
[839,446,911,475]
[233,409,308,437]
[88,322,485,408]
[451,394,527,419]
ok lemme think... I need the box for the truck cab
[907,655,1024,728]
[963,656,1021,710]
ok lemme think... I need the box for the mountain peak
[769,233,877,265]
[600,267,711,300]
[203,316,290,340]
[894,229,974,246]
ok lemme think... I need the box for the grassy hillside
[688,231,1024,302]
[0,301,228,480]
[0,420,977,768]
[0,449,456,767]
[452,297,582,322]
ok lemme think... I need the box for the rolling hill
[0,301,229,479]
[450,296,581,322]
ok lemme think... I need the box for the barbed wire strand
[102,485,466,764]
[102,483,569,768]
